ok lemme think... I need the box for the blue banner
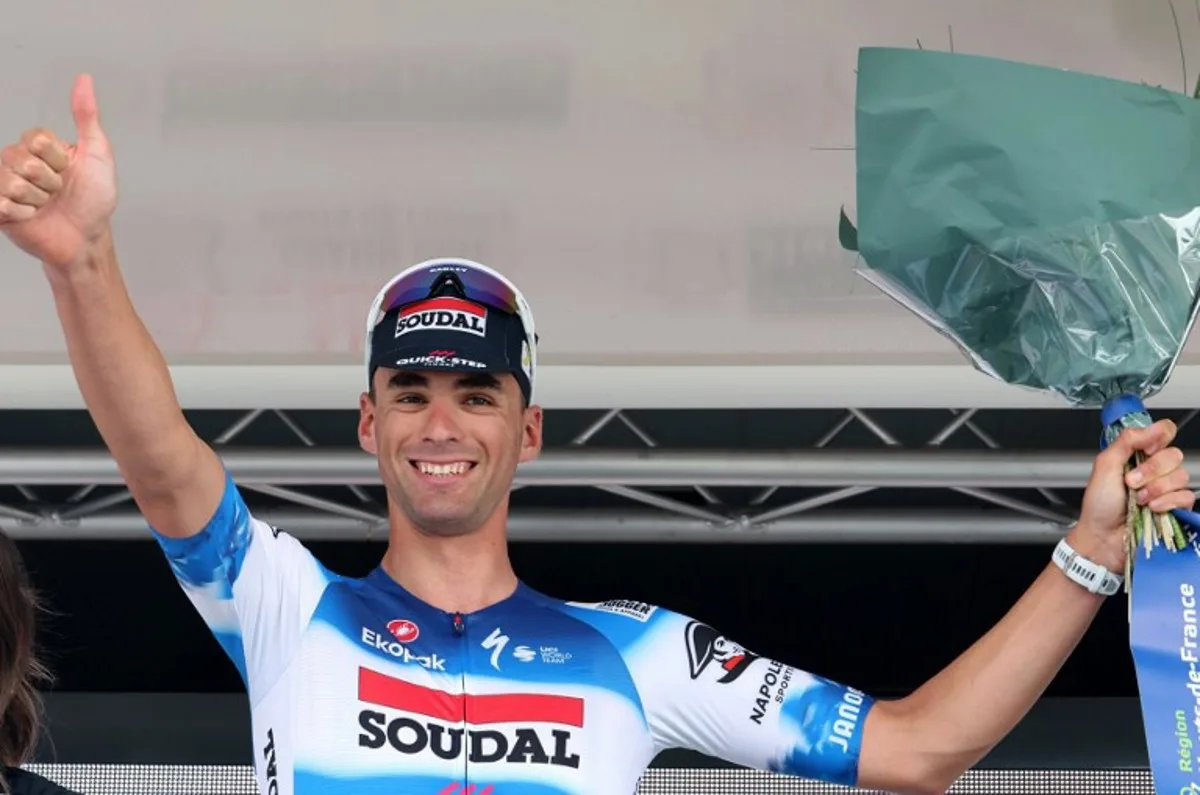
[1106,395,1200,794]
[1130,539,1200,794]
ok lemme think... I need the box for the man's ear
[358,391,378,456]
[520,404,544,463]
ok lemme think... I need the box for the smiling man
[1,75,1194,795]
[362,267,540,547]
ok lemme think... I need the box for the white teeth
[416,461,470,476]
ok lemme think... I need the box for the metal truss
[0,407,1190,542]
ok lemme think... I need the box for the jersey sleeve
[149,470,334,706]
[627,606,875,788]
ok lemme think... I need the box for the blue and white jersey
[152,474,873,794]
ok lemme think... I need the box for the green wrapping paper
[840,47,1200,406]
[837,46,1200,794]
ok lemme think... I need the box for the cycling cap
[363,258,538,404]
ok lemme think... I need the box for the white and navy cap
[364,258,538,404]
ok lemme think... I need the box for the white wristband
[1052,538,1122,596]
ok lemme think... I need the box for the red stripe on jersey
[358,668,585,727]
[466,692,584,727]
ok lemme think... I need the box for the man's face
[358,368,543,537]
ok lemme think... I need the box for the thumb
[1095,425,1158,478]
[70,74,107,147]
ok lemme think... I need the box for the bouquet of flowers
[839,46,1200,792]
[840,47,1200,583]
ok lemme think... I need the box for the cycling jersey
[152,473,874,794]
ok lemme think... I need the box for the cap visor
[371,336,513,376]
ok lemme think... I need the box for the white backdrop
[1,0,1198,407]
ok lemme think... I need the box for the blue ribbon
[1105,394,1200,792]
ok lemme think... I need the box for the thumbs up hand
[0,74,118,270]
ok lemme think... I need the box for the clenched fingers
[1095,420,1177,481]
[0,153,52,224]
[0,127,75,225]
[1121,420,1178,455]
[1127,444,1185,489]
[0,130,69,225]
[0,197,35,223]
[1145,482,1195,514]
[2,144,64,194]
[15,154,62,194]
[1132,462,1192,512]
[0,165,50,207]
[19,128,70,173]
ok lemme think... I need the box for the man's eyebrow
[455,373,502,391]
[387,371,429,389]
[384,371,503,391]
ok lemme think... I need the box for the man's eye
[465,394,494,406]
[396,393,426,404]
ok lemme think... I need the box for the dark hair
[0,531,50,771]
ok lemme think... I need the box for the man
[0,76,1192,795]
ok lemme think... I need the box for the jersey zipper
[452,611,469,788]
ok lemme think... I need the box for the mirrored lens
[377,263,519,321]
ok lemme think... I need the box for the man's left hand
[1069,419,1194,573]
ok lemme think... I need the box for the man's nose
[420,399,463,443]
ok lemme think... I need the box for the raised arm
[855,418,1192,791]
[0,77,333,705]
[625,421,1191,794]
[0,74,222,538]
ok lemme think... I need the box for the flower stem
[1122,450,1188,621]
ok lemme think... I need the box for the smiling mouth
[410,460,477,477]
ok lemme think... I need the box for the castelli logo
[387,619,420,643]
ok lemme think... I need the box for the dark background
[20,538,1123,701]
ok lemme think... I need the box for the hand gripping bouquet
[838,46,1200,790]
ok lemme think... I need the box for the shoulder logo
[566,599,657,622]
[684,621,757,684]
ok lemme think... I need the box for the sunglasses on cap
[363,258,539,396]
